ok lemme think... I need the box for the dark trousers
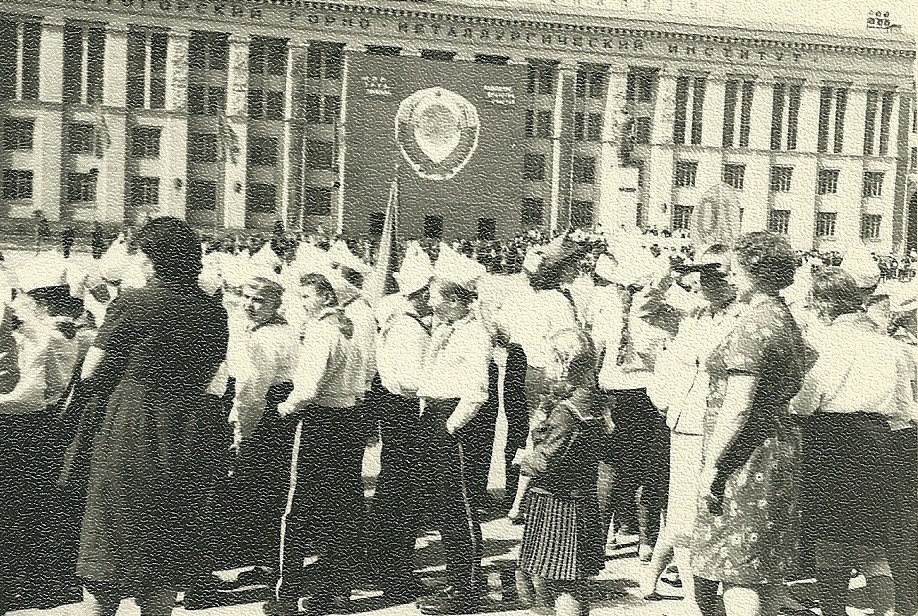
[418,399,484,597]
[887,427,918,614]
[603,388,670,546]
[461,362,500,509]
[503,344,529,504]
[365,378,423,587]
[276,405,364,601]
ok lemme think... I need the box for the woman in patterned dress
[690,232,810,616]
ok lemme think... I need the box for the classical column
[696,72,725,197]
[95,24,128,224]
[842,87,867,158]
[159,27,189,219]
[596,68,630,232]
[549,59,577,231]
[748,78,774,151]
[334,44,363,235]
[645,69,676,230]
[33,17,64,220]
[279,39,308,229]
[222,34,249,229]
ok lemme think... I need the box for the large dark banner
[344,52,525,240]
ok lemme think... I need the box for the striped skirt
[518,489,604,581]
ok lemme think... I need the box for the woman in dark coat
[76,217,230,616]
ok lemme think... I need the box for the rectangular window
[63,25,105,105]
[817,169,839,195]
[675,161,698,188]
[249,37,287,77]
[130,126,162,159]
[587,113,603,142]
[304,94,321,124]
[862,171,884,198]
[67,123,95,154]
[0,20,41,101]
[573,156,596,184]
[189,31,228,71]
[690,76,706,145]
[187,180,218,211]
[861,214,882,240]
[817,86,832,153]
[303,140,334,170]
[322,95,341,124]
[767,209,791,234]
[187,84,206,115]
[420,49,455,63]
[67,172,97,203]
[673,75,690,145]
[126,30,167,110]
[571,200,593,229]
[770,83,785,151]
[526,63,554,95]
[246,182,277,214]
[521,197,544,228]
[878,91,894,156]
[722,79,738,147]
[2,169,33,199]
[306,43,342,80]
[247,136,278,167]
[248,87,285,120]
[626,69,654,103]
[188,133,218,163]
[302,186,332,215]
[3,117,34,150]
[129,176,159,209]
[424,214,443,239]
[523,153,546,181]
[247,88,264,118]
[786,84,801,151]
[833,88,847,153]
[207,86,226,115]
[266,91,285,120]
[574,112,585,142]
[672,204,693,230]
[770,166,793,192]
[722,163,745,189]
[864,90,879,155]
[477,217,496,241]
[537,111,552,138]
[525,110,535,138]
[634,117,651,144]
[816,212,837,238]
[739,80,754,147]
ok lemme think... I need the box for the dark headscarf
[136,217,203,286]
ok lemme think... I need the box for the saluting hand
[278,401,295,417]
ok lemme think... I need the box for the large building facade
[0,0,915,252]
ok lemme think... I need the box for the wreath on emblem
[395,87,480,181]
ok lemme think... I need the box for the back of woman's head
[811,267,864,320]
[137,217,203,285]
[734,231,797,294]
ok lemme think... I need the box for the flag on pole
[93,102,111,158]
[363,174,400,304]
[216,109,241,165]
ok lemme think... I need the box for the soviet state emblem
[395,87,480,181]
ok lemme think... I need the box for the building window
[0,19,41,101]
[63,24,105,105]
[67,172,97,203]
[420,49,455,62]
[817,85,850,153]
[571,200,593,229]
[770,83,785,151]
[521,197,543,228]
[129,176,159,209]
[475,54,509,65]
[187,180,218,211]
[770,166,793,192]
[306,43,343,80]
[722,163,745,189]
[673,75,689,145]
[368,211,385,236]
[126,29,167,110]
[632,160,645,188]
[249,89,285,120]
[785,84,801,151]
[878,91,894,156]
[3,117,34,150]
[816,212,837,238]
[675,161,698,188]
[574,113,602,142]
[67,123,96,154]
[248,136,278,167]
[189,31,228,71]
[424,214,443,239]
[817,169,840,195]
[862,171,884,198]
[864,90,879,155]
[523,153,546,181]
[767,209,790,234]
[738,80,753,147]
[187,84,226,115]
[322,95,340,124]
[626,68,654,103]
[527,62,554,95]
[477,217,496,240]
[525,110,553,139]
[690,76,706,145]
[817,86,832,153]
[246,182,277,214]
[633,117,651,144]
[573,156,595,184]
[672,204,693,230]
[302,186,332,215]
[188,133,218,163]
[303,140,334,170]
[365,45,400,57]
[130,126,162,159]
[910,146,917,171]
[861,214,882,240]
[249,36,287,77]
[575,66,606,99]
[723,79,738,147]
[2,169,33,199]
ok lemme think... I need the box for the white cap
[394,241,433,297]
[841,246,881,290]
[17,252,68,293]
[434,242,486,291]
[328,239,372,276]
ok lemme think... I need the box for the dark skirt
[519,489,604,581]
[800,412,893,547]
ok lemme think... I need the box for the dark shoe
[301,594,337,616]
[417,587,482,615]
[263,598,299,616]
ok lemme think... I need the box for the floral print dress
[690,293,810,585]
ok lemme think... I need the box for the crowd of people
[0,215,916,616]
